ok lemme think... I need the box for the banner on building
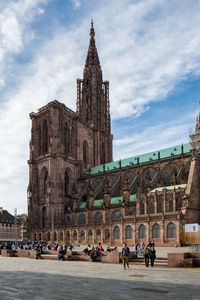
[185,224,199,233]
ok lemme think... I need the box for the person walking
[144,246,150,267]
[122,243,130,270]
[149,246,156,267]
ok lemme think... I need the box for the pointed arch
[80,230,85,240]
[94,212,103,225]
[113,226,120,239]
[125,225,133,239]
[162,163,179,186]
[105,229,110,240]
[138,224,146,238]
[111,210,122,221]
[88,229,93,241]
[78,213,86,225]
[152,223,160,238]
[141,167,157,194]
[167,222,176,238]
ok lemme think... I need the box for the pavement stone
[0,256,200,300]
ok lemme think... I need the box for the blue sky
[0,0,200,214]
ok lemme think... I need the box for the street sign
[185,223,198,233]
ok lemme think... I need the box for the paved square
[0,256,200,300]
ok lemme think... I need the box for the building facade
[0,208,27,242]
[28,23,200,246]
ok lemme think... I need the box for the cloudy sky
[0,0,200,214]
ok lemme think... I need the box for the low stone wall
[168,252,200,267]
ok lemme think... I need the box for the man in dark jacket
[122,243,130,269]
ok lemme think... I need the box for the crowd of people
[0,240,156,267]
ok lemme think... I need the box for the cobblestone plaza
[0,256,200,300]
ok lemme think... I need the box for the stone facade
[28,23,200,246]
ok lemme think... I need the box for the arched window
[157,201,163,213]
[64,123,70,154]
[140,203,145,215]
[44,171,48,195]
[34,233,37,241]
[94,212,103,225]
[169,200,173,212]
[64,171,69,196]
[105,229,110,240]
[39,233,42,240]
[152,224,160,238]
[80,230,85,240]
[60,231,63,241]
[54,232,57,241]
[111,210,122,221]
[83,141,88,164]
[138,224,146,238]
[125,225,133,239]
[96,229,101,241]
[88,230,93,241]
[43,120,48,154]
[141,168,157,194]
[148,202,154,214]
[78,213,86,225]
[167,222,176,238]
[47,232,50,241]
[42,206,46,228]
[73,230,77,241]
[163,164,178,186]
[100,142,106,164]
[114,226,120,239]
[66,231,70,241]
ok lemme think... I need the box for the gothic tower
[77,21,112,165]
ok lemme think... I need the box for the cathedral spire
[90,19,95,37]
[76,22,111,133]
[85,21,100,68]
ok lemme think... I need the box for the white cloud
[0,0,200,213]
[70,0,81,9]
[113,111,196,160]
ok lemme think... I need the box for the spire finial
[90,19,95,37]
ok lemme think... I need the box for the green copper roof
[90,143,190,175]
[78,202,86,209]
[93,199,104,207]
[150,184,187,193]
[110,196,123,205]
[130,194,137,202]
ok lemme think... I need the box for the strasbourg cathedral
[27,23,200,246]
